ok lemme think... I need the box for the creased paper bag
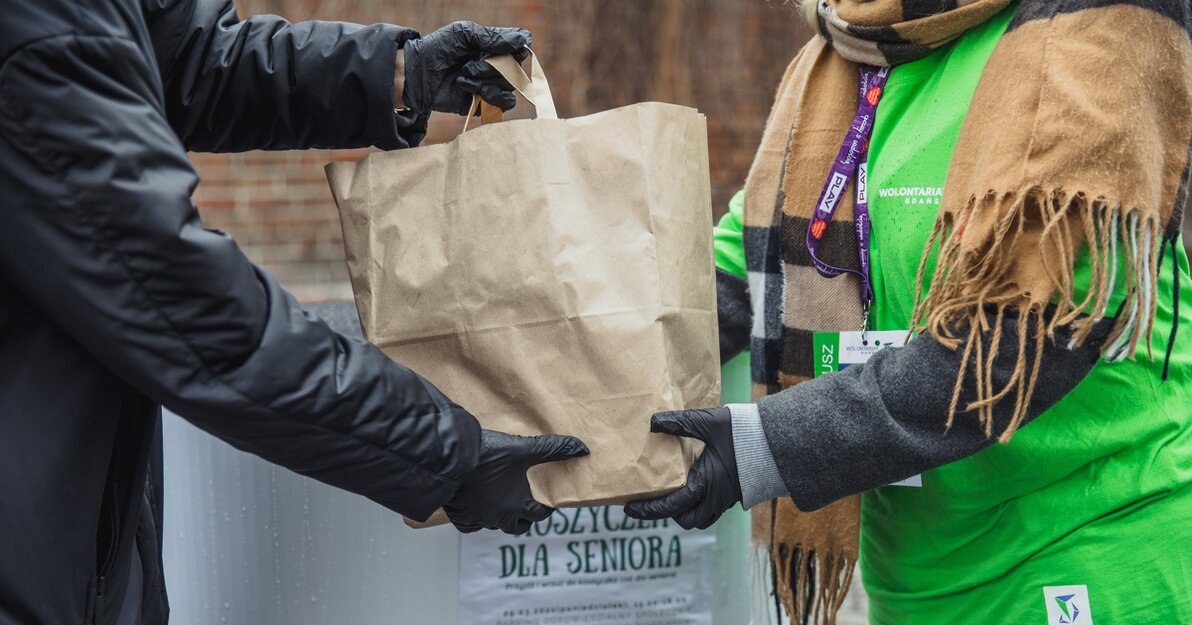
[326,55,719,525]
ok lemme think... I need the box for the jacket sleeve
[0,34,475,522]
[746,311,1109,512]
[714,190,752,364]
[149,0,428,152]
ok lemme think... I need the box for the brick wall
[192,0,811,301]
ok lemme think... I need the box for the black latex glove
[402,21,532,115]
[445,429,589,535]
[623,408,741,530]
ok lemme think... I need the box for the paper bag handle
[463,51,558,130]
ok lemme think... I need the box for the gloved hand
[623,408,740,530]
[445,429,589,535]
[402,21,532,115]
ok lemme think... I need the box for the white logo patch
[1044,585,1094,625]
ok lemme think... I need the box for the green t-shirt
[715,5,1192,623]
[714,190,748,279]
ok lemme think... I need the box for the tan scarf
[744,1,1192,623]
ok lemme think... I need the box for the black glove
[402,21,532,115]
[623,408,741,530]
[445,429,588,535]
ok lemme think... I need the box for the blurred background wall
[190,0,812,301]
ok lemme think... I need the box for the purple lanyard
[805,64,891,309]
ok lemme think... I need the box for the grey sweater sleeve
[755,311,1110,512]
[730,403,790,508]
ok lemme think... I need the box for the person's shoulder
[1009,0,1190,36]
[790,36,828,71]
[0,1,76,64]
[770,36,829,96]
[0,0,155,66]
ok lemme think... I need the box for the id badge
[812,330,922,488]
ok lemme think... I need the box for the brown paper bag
[326,55,719,525]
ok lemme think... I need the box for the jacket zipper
[96,499,120,599]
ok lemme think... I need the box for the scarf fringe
[751,546,782,625]
[911,187,1164,442]
[770,543,856,625]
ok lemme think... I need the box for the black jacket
[0,2,481,624]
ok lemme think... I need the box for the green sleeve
[714,189,747,279]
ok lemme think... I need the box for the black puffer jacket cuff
[381,108,430,150]
[374,26,428,150]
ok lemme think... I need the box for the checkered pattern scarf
[744,1,1192,623]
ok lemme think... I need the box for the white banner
[459,506,716,625]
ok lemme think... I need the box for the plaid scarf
[744,1,1192,623]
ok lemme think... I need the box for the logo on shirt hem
[1043,585,1094,625]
